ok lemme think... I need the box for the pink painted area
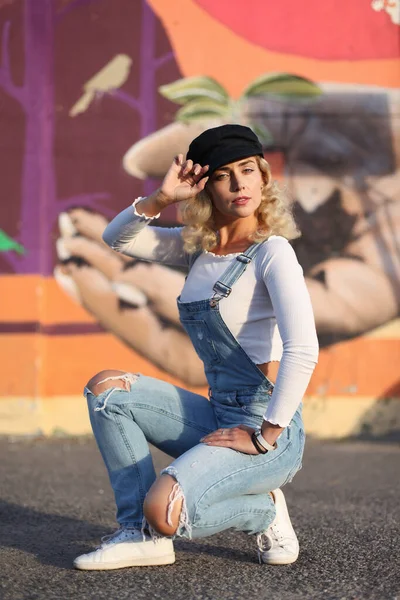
[0,0,112,274]
[0,0,173,274]
[195,0,400,60]
[108,0,172,198]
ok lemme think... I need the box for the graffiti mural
[1,0,399,436]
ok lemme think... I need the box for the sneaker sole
[74,553,176,570]
[261,553,299,565]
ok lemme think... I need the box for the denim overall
[86,243,305,539]
[180,242,278,428]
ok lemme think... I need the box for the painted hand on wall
[55,208,207,386]
[123,82,400,342]
[276,85,400,342]
[54,82,400,384]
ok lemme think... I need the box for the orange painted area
[0,328,399,398]
[148,0,400,96]
[40,332,208,396]
[309,337,400,397]
[0,334,38,395]
[0,275,94,324]
[0,331,208,398]
[41,277,96,325]
[1,276,399,400]
[1,275,41,322]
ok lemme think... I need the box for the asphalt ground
[1,436,399,600]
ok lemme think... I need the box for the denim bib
[178,243,274,409]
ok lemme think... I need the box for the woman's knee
[143,474,183,537]
[86,369,136,395]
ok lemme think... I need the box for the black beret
[186,124,263,177]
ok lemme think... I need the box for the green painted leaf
[251,124,274,146]
[243,73,322,99]
[0,230,25,254]
[159,76,229,105]
[175,98,230,122]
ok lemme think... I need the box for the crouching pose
[74,124,319,570]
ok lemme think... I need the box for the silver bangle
[255,430,276,452]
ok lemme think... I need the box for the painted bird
[69,54,132,117]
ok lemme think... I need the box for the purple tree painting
[0,0,173,274]
[68,0,173,197]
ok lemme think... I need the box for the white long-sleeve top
[103,199,319,427]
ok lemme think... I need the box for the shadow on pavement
[174,538,256,564]
[0,500,255,570]
[0,500,112,569]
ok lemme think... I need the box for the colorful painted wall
[1,0,399,438]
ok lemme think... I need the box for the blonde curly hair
[180,156,301,254]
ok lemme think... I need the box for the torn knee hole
[143,473,191,538]
[87,372,139,395]
[87,373,139,412]
[163,471,192,539]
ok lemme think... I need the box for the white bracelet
[255,430,276,452]
[132,196,160,220]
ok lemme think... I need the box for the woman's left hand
[200,425,259,455]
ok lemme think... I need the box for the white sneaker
[257,488,299,565]
[73,527,175,570]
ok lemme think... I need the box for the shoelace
[256,532,273,564]
[256,523,291,563]
[98,527,138,548]
[269,522,286,546]
[257,532,273,552]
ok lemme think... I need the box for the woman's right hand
[135,155,209,218]
[160,154,209,205]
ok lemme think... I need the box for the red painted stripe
[0,322,105,335]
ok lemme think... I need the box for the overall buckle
[212,281,232,297]
[236,254,252,264]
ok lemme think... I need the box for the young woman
[74,124,319,570]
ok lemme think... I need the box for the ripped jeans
[85,373,305,540]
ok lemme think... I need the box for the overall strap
[212,242,264,300]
